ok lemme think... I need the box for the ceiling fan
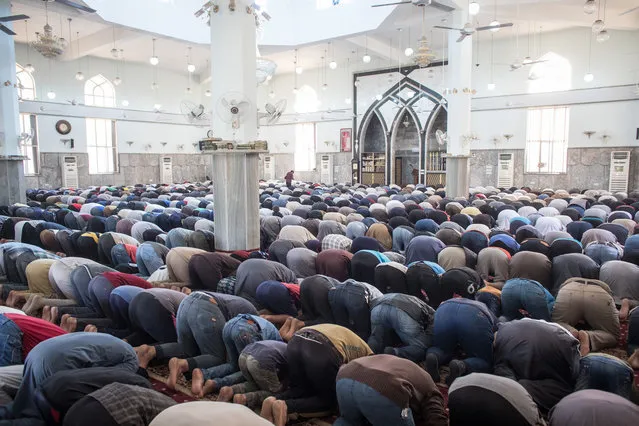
[509,57,547,71]
[620,6,639,16]
[372,0,454,13]
[434,21,514,42]
[41,0,96,14]
[0,14,29,36]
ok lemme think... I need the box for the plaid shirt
[321,234,353,251]
[89,383,176,426]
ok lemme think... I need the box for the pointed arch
[15,64,36,101]
[84,74,116,107]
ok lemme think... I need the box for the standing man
[284,170,294,189]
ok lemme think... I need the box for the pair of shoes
[446,360,466,386]
[425,353,440,383]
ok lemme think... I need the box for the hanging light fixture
[596,29,609,42]
[584,29,594,82]
[293,50,300,94]
[404,25,414,56]
[488,33,496,90]
[469,1,480,15]
[268,89,275,98]
[489,0,500,32]
[413,8,435,68]
[73,30,84,81]
[204,90,212,97]
[294,49,303,74]
[121,100,129,107]
[363,35,371,63]
[32,2,68,58]
[149,38,159,65]
[583,0,597,14]
[187,47,196,73]
[24,21,35,73]
[328,42,337,69]
[592,0,606,32]
[47,90,56,99]
[114,76,122,86]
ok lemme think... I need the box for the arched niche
[391,108,421,186]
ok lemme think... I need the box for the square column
[210,151,262,252]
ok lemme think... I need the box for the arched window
[15,64,36,101]
[84,74,116,107]
[528,52,572,93]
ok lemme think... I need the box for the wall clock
[56,120,72,135]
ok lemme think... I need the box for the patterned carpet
[147,320,637,425]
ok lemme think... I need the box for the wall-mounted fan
[435,129,448,146]
[216,92,250,129]
[434,22,513,42]
[180,101,210,123]
[18,128,34,143]
[372,0,454,12]
[0,14,29,36]
[259,99,287,125]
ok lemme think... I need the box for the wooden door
[395,157,402,186]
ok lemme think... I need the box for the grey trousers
[0,365,24,405]
[231,353,283,409]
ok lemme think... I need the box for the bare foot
[629,349,639,370]
[217,386,234,402]
[167,357,189,390]
[42,306,52,323]
[170,285,181,292]
[620,299,631,321]
[5,291,15,308]
[233,393,248,406]
[191,368,205,397]
[84,324,98,332]
[50,307,59,324]
[260,397,276,423]
[135,344,157,369]
[273,400,288,426]
[578,330,591,357]
[202,379,217,396]
[61,316,78,333]
[181,287,192,295]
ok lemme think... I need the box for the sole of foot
[167,357,186,390]
[260,397,276,423]
[425,352,440,383]
[217,386,234,403]
[578,330,591,357]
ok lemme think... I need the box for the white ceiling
[8,0,639,76]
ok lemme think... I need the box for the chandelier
[32,3,67,58]
[413,36,435,68]
[256,57,277,84]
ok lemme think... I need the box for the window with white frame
[86,118,118,174]
[294,123,316,171]
[19,114,39,175]
[525,107,570,174]
[84,74,116,107]
[15,64,36,101]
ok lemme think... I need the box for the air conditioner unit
[497,153,514,188]
[320,154,333,184]
[61,155,79,188]
[609,151,630,193]
[160,156,173,184]
[263,155,275,180]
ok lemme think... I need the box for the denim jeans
[231,352,284,409]
[475,292,501,318]
[334,378,416,426]
[576,354,635,400]
[500,279,554,321]
[328,283,372,341]
[154,292,226,371]
[368,303,430,363]
[201,316,263,382]
[427,299,494,374]
[0,317,23,367]
[628,307,639,355]
[136,243,166,277]
[110,244,133,267]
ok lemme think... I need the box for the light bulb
[387,73,394,83]
[522,56,532,64]
[592,19,605,33]
[111,48,119,58]
[489,20,501,32]
[487,83,496,90]
[153,103,162,110]
[122,100,129,107]
[375,94,382,101]
[151,82,159,90]
[584,73,594,82]
[293,87,299,94]
[47,90,56,99]
[596,29,610,42]
[24,64,35,73]
[354,79,361,87]
[150,56,159,65]
[187,63,196,73]
[322,83,328,91]
[295,66,303,74]
[204,89,212,97]
[363,54,371,63]
[268,90,275,99]
[186,87,192,94]
[113,76,122,86]
[404,47,414,57]
[345,97,352,104]
[266,75,273,81]
[583,0,596,14]
[75,71,84,81]
[329,60,337,69]
[469,1,480,15]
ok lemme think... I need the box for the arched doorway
[360,113,387,185]
[391,109,421,186]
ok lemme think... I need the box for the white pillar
[209,1,257,142]
[445,8,473,198]
[0,0,26,205]
[208,1,260,251]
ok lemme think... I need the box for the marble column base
[210,152,261,252]
[0,159,25,205]
[445,156,470,199]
